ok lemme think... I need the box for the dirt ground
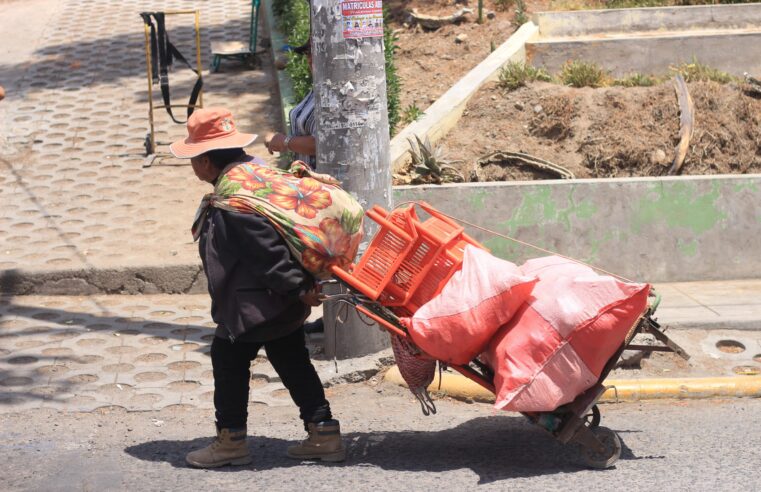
[431,80,761,181]
[387,1,761,183]
[387,0,551,116]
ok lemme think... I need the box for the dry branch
[408,8,473,30]
[669,74,695,175]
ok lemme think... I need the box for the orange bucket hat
[170,107,257,158]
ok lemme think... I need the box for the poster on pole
[341,0,383,39]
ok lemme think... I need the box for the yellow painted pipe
[600,376,761,401]
[384,366,761,403]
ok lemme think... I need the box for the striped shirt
[288,90,317,169]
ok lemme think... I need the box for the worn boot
[287,419,346,462]
[185,427,252,468]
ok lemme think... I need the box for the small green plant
[278,0,312,101]
[408,135,464,184]
[670,58,737,84]
[384,5,402,134]
[549,0,605,10]
[613,72,659,87]
[605,0,668,7]
[498,61,552,91]
[272,0,402,136]
[401,104,424,125]
[549,0,758,10]
[286,51,312,102]
[559,60,609,88]
[513,0,529,27]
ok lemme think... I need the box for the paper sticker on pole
[341,0,383,39]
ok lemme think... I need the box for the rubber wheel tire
[581,426,622,469]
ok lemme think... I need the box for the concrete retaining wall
[527,4,761,77]
[534,4,761,37]
[394,175,761,283]
[527,30,761,78]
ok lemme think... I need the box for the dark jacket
[198,207,313,343]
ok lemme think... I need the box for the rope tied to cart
[392,201,637,284]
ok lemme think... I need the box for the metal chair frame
[210,0,261,72]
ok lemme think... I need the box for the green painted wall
[395,175,760,282]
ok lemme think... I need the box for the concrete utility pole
[311,0,392,358]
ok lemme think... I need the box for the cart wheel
[581,426,621,469]
[584,405,601,428]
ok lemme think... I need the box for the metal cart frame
[141,9,203,166]
[210,0,262,72]
[327,202,690,469]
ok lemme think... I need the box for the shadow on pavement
[0,301,208,344]
[0,299,211,406]
[0,16,251,98]
[125,416,661,483]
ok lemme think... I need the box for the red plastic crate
[332,202,488,314]
[331,206,417,300]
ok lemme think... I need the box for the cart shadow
[125,416,657,483]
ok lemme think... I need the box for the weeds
[559,60,609,88]
[384,5,402,133]
[498,61,552,91]
[670,58,737,84]
[277,0,312,101]
[500,58,735,91]
[513,0,529,27]
[549,0,605,10]
[553,0,758,9]
[609,0,758,8]
[408,136,464,184]
[494,0,514,11]
[401,104,424,125]
[272,0,402,135]
[614,73,658,87]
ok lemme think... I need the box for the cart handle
[648,289,662,314]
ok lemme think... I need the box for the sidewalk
[0,0,281,294]
[0,294,392,414]
[1,279,760,414]
[653,279,761,331]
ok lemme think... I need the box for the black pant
[211,327,331,430]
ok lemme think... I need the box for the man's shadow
[125,416,661,483]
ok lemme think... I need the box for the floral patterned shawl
[192,160,364,280]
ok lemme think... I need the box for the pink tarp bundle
[400,246,538,365]
[482,256,650,412]
[396,249,649,413]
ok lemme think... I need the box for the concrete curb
[0,265,205,295]
[384,365,761,403]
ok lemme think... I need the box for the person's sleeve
[222,211,313,297]
[305,97,317,137]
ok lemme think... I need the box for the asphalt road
[0,382,759,491]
